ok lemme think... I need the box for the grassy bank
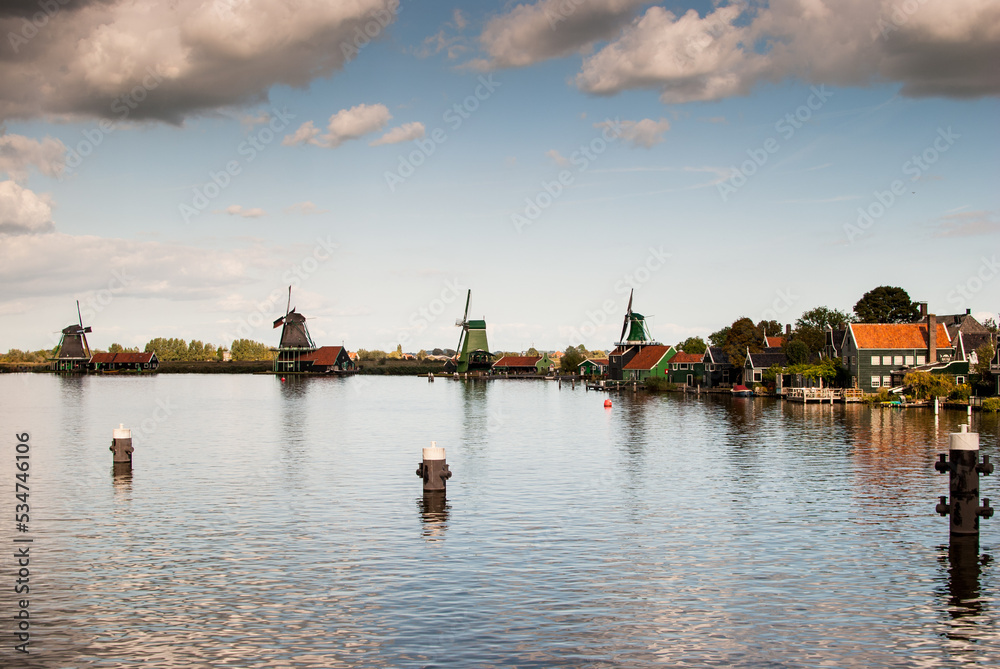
[157,360,273,374]
[357,359,448,375]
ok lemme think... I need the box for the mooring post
[110,423,133,474]
[428,372,434,382]
[934,397,939,415]
[935,424,994,535]
[416,441,452,493]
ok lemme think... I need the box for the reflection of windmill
[616,289,659,345]
[272,286,317,373]
[54,300,93,372]
[449,290,492,374]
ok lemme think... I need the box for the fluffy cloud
[284,103,392,148]
[0,0,400,123]
[603,117,671,148]
[369,122,425,146]
[0,180,54,234]
[0,134,67,182]
[222,204,266,218]
[576,0,1000,102]
[474,0,644,69]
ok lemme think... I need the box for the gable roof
[746,351,788,368]
[764,336,785,348]
[704,347,730,365]
[671,351,704,364]
[623,345,673,370]
[580,358,609,366]
[299,346,345,366]
[90,352,155,364]
[850,322,951,350]
[493,355,541,367]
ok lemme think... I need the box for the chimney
[966,308,971,315]
[927,313,937,363]
[918,302,927,318]
[785,323,791,336]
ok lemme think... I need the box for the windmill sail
[56,300,92,363]
[274,287,316,349]
[450,289,491,373]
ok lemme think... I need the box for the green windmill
[451,290,492,374]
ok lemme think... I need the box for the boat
[731,384,753,397]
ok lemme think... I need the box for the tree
[561,345,586,372]
[230,339,276,361]
[973,341,995,378]
[357,349,387,361]
[708,326,730,348]
[679,336,707,354]
[417,350,427,360]
[904,370,956,399]
[785,339,810,365]
[722,317,761,368]
[756,320,782,336]
[854,286,919,323]
[984,317,998,334]
[526,347,539,356]
[793,306,852,357]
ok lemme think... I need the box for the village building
[608,292,662,380]
[665,351,705,385]
[89,351,159,372]
[492,354,552,375]
[744,349,788,386]
[578,358,609,377]
[621,345,675,381]
[702,347,735,387]
[296,346,354,373]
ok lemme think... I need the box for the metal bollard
[428,372,434,382]
[110,423,134,474]
[416,441,452,493]
[935,424,994,535]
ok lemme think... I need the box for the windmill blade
[273,316,285,328]
[456,325,466,357]
[285,285,292,318]
[619,289,633,342]
[77,300,83,327]
[82,327,92,333]
[463,289,471,323]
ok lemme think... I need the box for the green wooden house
[664,351,706,385]
[841,317,963,390]
[621,345,676,381]
[578,358,609,377]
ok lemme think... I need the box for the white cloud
[0,180,54,234]
[934,210,1000,238]
[0,0,401,123]
[546,149,570,166]
[284,201,329,215]
[0,134,67,182]
[600,117,671,148]
[369,122,425,146]
[222,204,266,218]
[474,0,645,69]
[576,0,1000,103]
[285,103,392,148]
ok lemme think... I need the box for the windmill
[55,301,93,371]
[450,290,491,374]
[272,286,317,372]
[616,289,659,345]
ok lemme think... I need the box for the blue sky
[1,0,998,353]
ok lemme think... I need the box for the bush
[644,377,676,392]
[950,384,971,402]
[982,398,1000,413]
[863,388,894,405]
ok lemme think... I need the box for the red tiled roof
[764,336,785,347]
[851,323,950,350]
[494,355,541,367]
[299,346,344,366]
[583,358,609,366]
[671,351,704,363]
[623,345,672,370]
[91,352,154,364]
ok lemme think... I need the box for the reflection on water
[0,375,998,668]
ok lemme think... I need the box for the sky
[1,0,998,354]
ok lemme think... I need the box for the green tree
[904,370,956,399]
[757,320,782,336]
[983,317,998,334]
[109,342,124,353]
[230,339,276,361]
[188,340,205,361]
[417,350,427,360]
[708,326,730,348]
[560,345,586,372]
[679,336,707,354]
[526,347,539,356]
[793,306,852,357]
[357,349,387,361]
[722,317,761,368]
[854,286,920,323]
[785,339,810,365]
[974,341,995,378]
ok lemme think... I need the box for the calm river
[1,374,997,667]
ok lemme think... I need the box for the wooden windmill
[55,301,93,372]
[272,286,317,372]
[608,290,662,380]
[450,290,492,374]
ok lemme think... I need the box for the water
[0,374,997,667]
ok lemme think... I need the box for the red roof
[851,323,950,350]
[494,355,541,367]
[299,346,344,366]
[91,352,154,364]
[671,351,704,363]
[764,336,785,347]
[582,358,609,366]
[623,345,672,370]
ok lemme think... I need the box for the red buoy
[281,377,286,382]
[604,399,612,408]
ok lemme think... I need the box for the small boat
[731,384,753,397]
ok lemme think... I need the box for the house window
[893,356,903,366]
[905,356,914,365]
[871,376,881,388]
[916,355,926,365]
[957,376,965,385]
[722,370,729,382]
[883,376,892,387]
[680,363,688,370]
[753,370,762,382]
[871,356,880,365]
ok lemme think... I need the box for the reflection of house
[90,351,159,372]
[297,346,354,373]
[492,354,552,375]
[841,314,964,390]
[665,351,705,385]
[578,358,609,377]
[744,349,787,385]
[703,347,735,387]
[621,345,674,381]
